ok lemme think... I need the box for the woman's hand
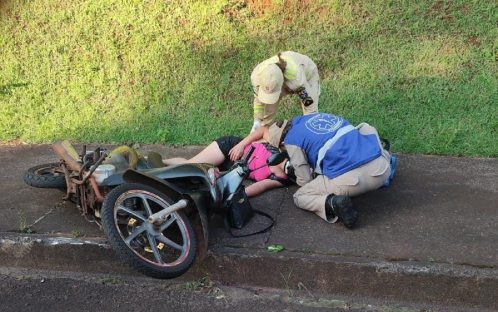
[228,142,246,161]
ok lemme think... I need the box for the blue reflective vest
[284,113,381,179]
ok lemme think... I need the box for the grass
[184,275,214,292]
[71,230,84,238]
[18,213,33,234]
[99,277,124,285]
[0,0,496,156]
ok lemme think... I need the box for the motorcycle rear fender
[101,164,219,200]
[139,164,219,205]
[145,163,212,181]
[122,169,210,258]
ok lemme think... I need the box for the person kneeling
[264,113,396,228]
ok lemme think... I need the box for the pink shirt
[243,143,273,182]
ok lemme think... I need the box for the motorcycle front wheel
[101,183,197,279]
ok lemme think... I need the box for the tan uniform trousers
[293,123,391,222]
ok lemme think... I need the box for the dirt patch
[0,140,29,147]
[467,36,480,47]
[428,0,453,22]
[246,0,273,17]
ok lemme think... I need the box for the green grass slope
[0,0,496,156]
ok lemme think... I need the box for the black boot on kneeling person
[325,195,358,229]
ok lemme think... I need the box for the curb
[202,247,498,310]
[1,233,497,310]
[0,234,132,274]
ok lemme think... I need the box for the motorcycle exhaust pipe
[148,199,188,225]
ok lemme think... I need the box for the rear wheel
[101,183,197,279]
[23,162,66,189]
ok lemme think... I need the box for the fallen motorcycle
[24,140,285,278]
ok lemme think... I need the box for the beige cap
[267,120,289,147]
[252,63,284,105]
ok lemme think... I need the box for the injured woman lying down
[162,127,291,197]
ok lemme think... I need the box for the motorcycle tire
[23,162,66,189]
[101,182,197,279]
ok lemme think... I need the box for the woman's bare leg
[163,141,226,166]
[162,157,189,166]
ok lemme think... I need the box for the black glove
[302,97,314,107]
[296,87,313,107]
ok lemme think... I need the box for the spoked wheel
[23,162,66,189]
[101,183,197,279]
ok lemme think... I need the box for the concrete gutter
[0,233,496,310]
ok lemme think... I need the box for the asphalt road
[0,267,439,312]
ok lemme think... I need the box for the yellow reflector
[145,243,165,253]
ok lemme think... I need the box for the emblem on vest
[305,114,343,134]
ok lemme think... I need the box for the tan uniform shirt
[251,51,320,127]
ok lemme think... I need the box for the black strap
[225,209,275,238]
[275,52,287,72]
[262,142,280,155]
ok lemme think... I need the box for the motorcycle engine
[93,164,116,185]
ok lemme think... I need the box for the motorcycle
[24,140,287,278]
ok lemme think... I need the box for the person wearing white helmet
[250,51,320,132]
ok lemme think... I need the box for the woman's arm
[244,179,283,197]
[228,127,266,161]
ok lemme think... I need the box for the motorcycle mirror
[267,151,288,166]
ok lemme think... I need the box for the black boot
[325,195,358,229]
